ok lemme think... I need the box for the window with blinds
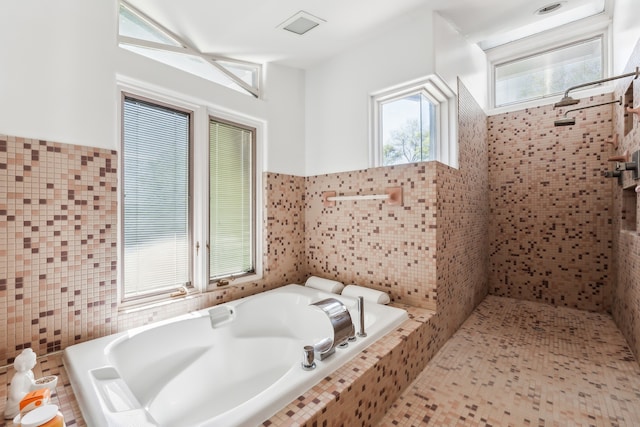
[122,96,192,299]
[209,118,255,281]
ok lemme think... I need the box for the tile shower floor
[378,295,640,427]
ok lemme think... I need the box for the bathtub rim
[63,283,408,427]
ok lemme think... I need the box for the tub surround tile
[265,314,438,426]
[0,135,307,365]
[304,162,439,311]
[0,136,118,366]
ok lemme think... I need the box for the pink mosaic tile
[0,136,118,365]
[611,39,640,362]
[379,295,640,427]
[0,134,307,365]
[304,162,439,310]
[487,94,614,312]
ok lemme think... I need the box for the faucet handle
[357,296,367,338]
[301,345,316,371]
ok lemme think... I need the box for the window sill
[118,290,200,314]
[205,271,262,292]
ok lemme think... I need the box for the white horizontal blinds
[209,119,254,280]
[123,96,191,298]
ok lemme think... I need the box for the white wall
[0,1,306,176]
[304,7,436,176]
[0,1,117,150]
[612,0,640,74]
[434,13,488,110]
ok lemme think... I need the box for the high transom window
[119,1,261,98]
[494,36,603,107]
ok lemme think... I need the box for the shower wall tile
[0,134,306,365]
[304,162,438,310]
[611,38,640,361]
[435,81,490,340]
[487,94,614,312]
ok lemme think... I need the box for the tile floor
[378,296,640,427]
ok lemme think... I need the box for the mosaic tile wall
[0,134,307,365]
[611,38,640,361]
[434,81,490,340]
[304,163,439,310]
[0,136,119,366]
[1,81,491,427]
[487,94,614,312]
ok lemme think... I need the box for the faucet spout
[309,298,355,360]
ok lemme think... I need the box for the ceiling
[125,0,612,69]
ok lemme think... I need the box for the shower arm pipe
[557,67,639,106]
[562,96,622,118]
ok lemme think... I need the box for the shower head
[553,96,580,109]
[553,96,623,127]
[554,117,576,127]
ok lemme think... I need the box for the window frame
[370,75,457,169]
[119,92,195,304]
[492,36,604,108]
[117,81,264,308]
[118,0,262,98]
[487,20,611,113]
[207,115,257,284]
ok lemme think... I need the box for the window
[118,1,261,98]
[380,92,436,166]
[121,96,192,300]
[209,119,255,281]
[494,36,603,107]
[371,76,457,168]
[120,90,261,304]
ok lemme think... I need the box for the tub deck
[0,304,435,427]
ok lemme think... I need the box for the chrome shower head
[553,96,580,109]
[554,117,576,127]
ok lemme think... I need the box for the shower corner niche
[622,185,638,232]
[624,81,634,136]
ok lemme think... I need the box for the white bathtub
[63,284,408,426]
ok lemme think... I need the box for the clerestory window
[118,1,261,98]
[492,35,604,108]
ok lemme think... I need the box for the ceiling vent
[279,11,325,35]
